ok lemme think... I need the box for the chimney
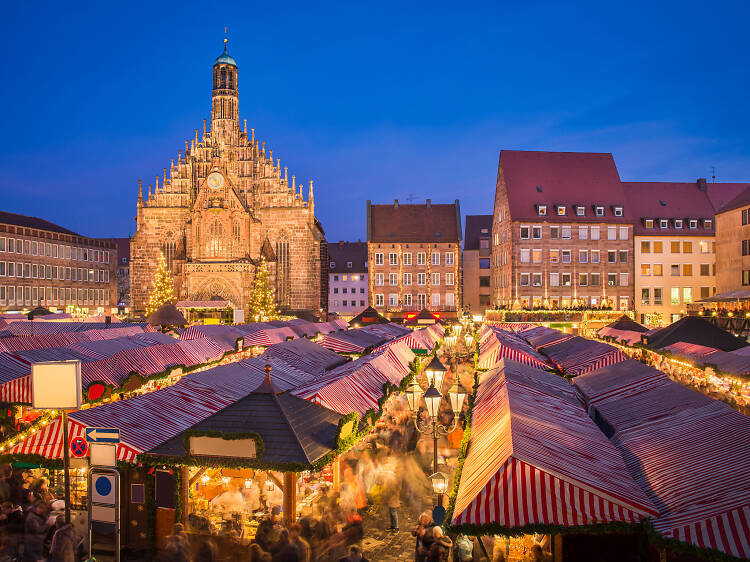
[394,199,399,209]
[426,198,431,209]
[697,178,707,192]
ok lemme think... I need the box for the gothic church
[131,40,327,318]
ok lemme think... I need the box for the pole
[62,409,71,524]
[432,421,438,475]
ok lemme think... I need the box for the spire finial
[223,27,228,51]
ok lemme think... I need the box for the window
[579,273,588,286]
[446,292,455,307]
[532,273,542,286]
[402,252,412,265]
[389,253,398,265]
[591,273,601,286]
[594,206,605,217]
[403,272,412,285]
[389,273,398,286]
[375,294,384,307]
[561,273,571,286]
[431,252,440,265]
[682,264,692,276]
[578,226,588,240]
[619,227,628,240]
[445,252,455,265]
[520,249,530,263]
[644,219,654,229]
[607,273,617,286]
[607,250,617,263]
[578,250,588,263]
[613,206,623,217]
[431,272,440,285]
[417,252,426,265]
[683,287,692,304]
[537,205,547,216]
[590,250,600,263]
[374,252,384,265]
[700,263,710,276]
[654,287,663,305]
[653,241,663,253]
[389,294,398,306]
[561,226,571,239]
[671,264,680,276]
[607,227,616,240]
[550,226,559,240]
[520,273,530,286]
[375,273,384,286]
[24,241,30,254]
[640,241,651,253]
[417,273,426,285]
[431,293,441,306]
[689,219,698,229]
[660,219,669,229]
[575,206,585,216]
[347,261,353,269]
[682,241,693,253]
[446,273,455,285]
[479,258,490,269]
[674,219,683,229]
[0,238,4,252]
[520,226,530,239]
[619,250,628,263]
[699,240,710,253]
[670,241,680,253]
[532,226,542,239]
[641,288,650,305]
[549,273,559,287]
[620,273,629,286]
[653,264,663,276]
[6,239,13,253]
[700,287,710,299]
[704,219,712,229]
[641,264,651,276]
[561,250,571,263]
[329,261,335,269]
[532,249,542,263]
[556,206,566,216]
[404,294,412,306]
[590,227,600,240]
[671,287,680,305]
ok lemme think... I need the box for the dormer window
[537,205,547,216]
[659,219,669,229]
[704,219,713,229]
[480,228,489,234]
[575,206,585,216]
[347,261,353,268]
[594,205,605,217]
[556,205,566,216]
[613,206,624,217]
[644,219,654,229]
[688,219,698,229]
[329,261,336,269]
[674,219,683,229]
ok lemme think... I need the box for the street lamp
[464,333,474,349]
[424,355,447,393]
[429,471,449,521]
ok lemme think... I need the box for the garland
[642,520,749,562]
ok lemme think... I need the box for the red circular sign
[70,436,88,458]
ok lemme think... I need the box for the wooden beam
[283,472,296,527]
[180,466,189,525]
[188,467,207,487]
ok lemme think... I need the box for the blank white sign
[31,361,81,410]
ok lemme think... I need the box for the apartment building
[367,199,462,320]
[714,185,750,293]
[0,210,118,313]
[463,215,492,314]
[491,151,634,309]
[625,180,719,325]
[327,241,368,318]
[114,237,131,308]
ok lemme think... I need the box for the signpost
[31,360,81,525]
[70,437,88,458]
[86,427,120,443]
[88,427,121,562]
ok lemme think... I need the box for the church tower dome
[211,35,239,145]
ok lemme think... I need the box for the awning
[697,289,750,303]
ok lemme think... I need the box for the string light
[145,253,176,317]
[248,257,280,322]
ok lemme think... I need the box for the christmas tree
[145,253,176,317]
[248,257,280,322]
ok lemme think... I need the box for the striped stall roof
[538,336,627,376]
[477,327,551,370]
[519,326,575,349]
[0,326,148,353]
[0,322,152,337]
[452,360,658,529]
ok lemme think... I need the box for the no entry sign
[70,436,88,458]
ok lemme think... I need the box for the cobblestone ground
[359,504,419,561]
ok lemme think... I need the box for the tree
[145,253,176,316]
[248,257,280,322]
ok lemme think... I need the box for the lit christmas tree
[145,253,176,316]
[248,257,280,322]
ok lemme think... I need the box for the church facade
[130,42,327,318]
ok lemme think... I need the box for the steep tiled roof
[716,184,750,213]
[327,241,367,273]
[464,215,492,251]
[498,151,630,223]
[368,200,462,243]
[622,182,715,236]
[0,210,79,236]
[706,183,750,212]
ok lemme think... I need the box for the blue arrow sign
[85,427,120,443]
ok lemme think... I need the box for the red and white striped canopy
[452,360,658,529]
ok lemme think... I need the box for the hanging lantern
[447,381,467,416]
[424,355,447,393]
[423,384,442,422]
[429,472,449,496]
[405,378,424,414]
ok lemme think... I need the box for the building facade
[367,200,462,320]
[0,210,117,313]
[463,215,492,315]
[114,237,130,309]
[327,241,368,318]
[491,151,634,310]
[715,186,750,293]
[131,41,327,318]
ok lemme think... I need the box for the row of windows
[0,238,110,263]
[519,225,629,241]
[641,240,713,254]
[0,286,111,307]
[332,287,366,295]
[640,287,700,305]
[519,272,629,287]
[331,274,364,282]
[0,263,110,283]
[374,292,455,307]
[641,218,711,230]
[520,248,628,264]
[373,252,455,266]
[516,296,628,308]
[741,209,750,225]
[535,204,622,218]
[331,299,366,308]
[374,272,455,286]
[640,263,714,276]
[329,261,358,270]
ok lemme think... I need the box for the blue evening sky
[0,0,747,242]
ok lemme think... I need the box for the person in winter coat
[23,501,48,562]
[48,515,77,562]
[428,526,452,561]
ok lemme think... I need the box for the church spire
[211,31,239,145]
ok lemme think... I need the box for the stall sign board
[70,437,88,458]
[31,360,81,410]
[90,443,117,467]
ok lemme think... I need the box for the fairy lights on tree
[145,253,176,316]
[248,257,280,322]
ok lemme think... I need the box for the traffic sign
[85,427,120,443]
[70,436,88,458]
[92,474,116,504]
